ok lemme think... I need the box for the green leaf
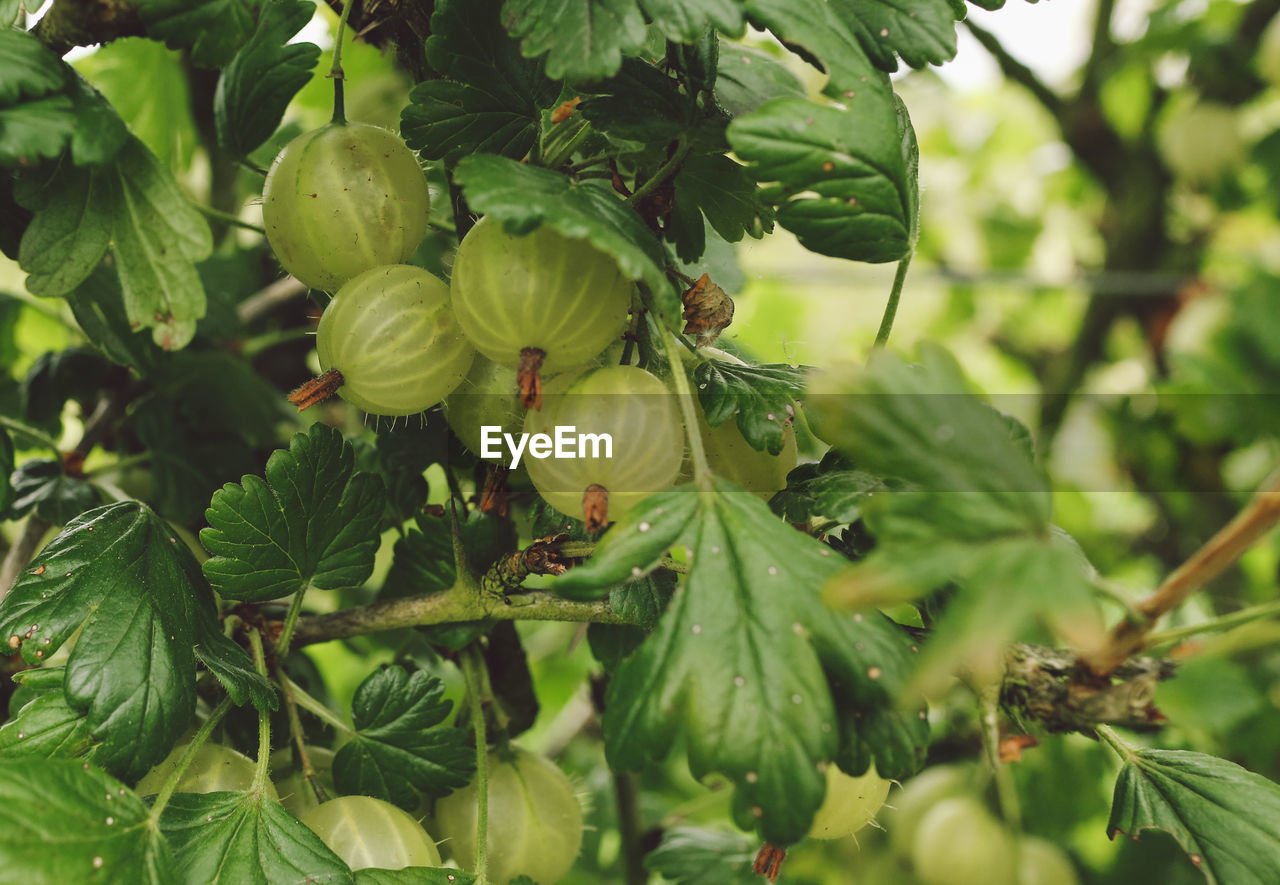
[610,569,677,631]
[109,137,212,350]
[1106,744,1280,885]
[807,344,1051,539]
[355,870,478,885]
[0,0,20,28]
[642,0,744,42]
[159,791,354,884]
[692,359,806,454]
[9,458,101,525]
[0,29,68,104]
[713,44,805,118]
[201,424,386,602]
[829,0,958,72]
[453,153,671,305]
[137,0,257,68]
[500,0,647,81]
[0,502,237,780]
[553,487,700,597]
[215,0,321,159]
[728,93,912,263]
[193,620,278,714]
[0,688,94,761]
[0,757,176,884]
[0,95,78,165]
[673,152,774,244]
[332,666,475,810]
[382,515,457,601]
[14,161,113,296]
[770,450,883,525]
[65,265,162,374]
[742,0,883,94]
[579,58,694,143]
[14,137,212,348]
[402,0,558,164]
[643,827,760,884]
[598,483,928,844]
[0,426,12,516]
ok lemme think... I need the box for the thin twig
[1085,470,1280,674]
[962,19,1065,124]
[237,276,309,325]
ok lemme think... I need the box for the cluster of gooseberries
[265,119,795,529]
[135,737,581,883]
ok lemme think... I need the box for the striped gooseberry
[300,796,442,871]
[262,122,430,292]
[134,741,277,799]
[449,217,632,408]
[290,265,475,417]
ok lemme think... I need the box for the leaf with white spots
[829,0,960,72]
[0,757,176,884]
[0,502,258,781]
[598,480,928,845]
[0,683,95,761]
[1104,741,1280,885]
[159,791,354,884]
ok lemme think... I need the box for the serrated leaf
[159,791,354,884]
[553,487,700,597]
[610,569,677,630]
[0,689,94,760]
[0,502,247,779]
[742,0,883,94]
[673,152,774,244]
[453,154,676,319]
[728,94,911,263]
[1106,745,1280,885]
[807,344,1051,539]
[770,450,883,524]
[0,95,78,165]
[193,620,278,714]
[713,44,806,118]
[382,515,456,601]
[137,0,257,68]
[642,0,743,42]
[332,666,474,809]
[14,161,113,295]
[501,0,647,81]
[0,29,68,104]
[9,458,101,525]
[643,827,759,884]
[109,137,211,349]
[579,58,693,143]
[692,359,806,455]
[65,265,162,374]
[402,0,557,164]
[830,0,958,72]
[202,424,386,602]
[355,870,478,885]
[0,757,176,884]
[592,482,927,844]
[215,0,320,159]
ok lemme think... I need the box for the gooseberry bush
[4,1,1280,884]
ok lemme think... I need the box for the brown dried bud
[582,484,610,533]
[551,97,582,125]
[681,273,734,345]
[288,368,345,412]
[517,347,546,410]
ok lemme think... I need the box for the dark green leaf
[65,265,162,374]
[0,758,175,884]
[159,791,354,884]
[9,458,101,525]
[215,0,320,159]
[0,690,94,760]
[609,569,677,630]
[138,0,257,68]
[0,29,68,104]
[483,621,539,739]
[332,665,474,809]
[0,502,236,779]
[0,426,12,516]
[553,487,699,597]
[1107,745,1280,885]
[20,346,111,430]
[355,870,478,885]
[599,483,928,844]
[713,45,805,118]
[579,58,693,143]
[770,450,883,525]
[586,623,647,671]
[692,359,806,454]
[202,424,386,602]
[742,0,883,94]
[673,152,774,244]
[643,827,759,884]
[14,162,114,297]
[403,0,558,164]
[829,0,958,72]
[500,0,646,81]
[65,76,131,166]
[193,620,278,714]
[0,96,78,165]
[453,153,672,309]
[642,0,743,42]
[728,93,912,263]
[382,515,456,601]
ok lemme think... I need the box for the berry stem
[329,0,355,124]
[873,252,913,349]
[147,696,233,823]
[247,628,274,794]
[517,347,546,410]
[627,134,692,207]
[288,368,345,411]
[657,322,713,488]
